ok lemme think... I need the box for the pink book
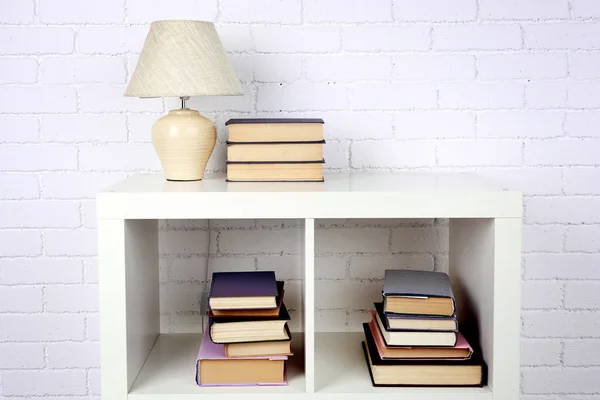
[195,328,288,387]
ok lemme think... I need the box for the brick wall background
[1,0,600,398]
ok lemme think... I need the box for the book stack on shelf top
[362,269,486,387]
[225,118,325,182]
[196,271,292,386]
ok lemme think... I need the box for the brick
[0,87,77,113]
[0,173,39,200]
[351,141,436,168]
[0,286,43,312]
[306,0,392,22]
[477,53,567,80]
[315,227,389,254]
[344,26,430,52]
[0,0,34,23]
[42,115,127,143]
[0,116,39,143]
[526,197,600,224]
[350,254,434,279]
[433,24,521,50]
[40,0,124,22]
[323,141,348,169]
[42,173,126,199]
[569,80,600,108]
[0,259,82,284]
[394,0,476,21]
[2,370,87,396]
[522,367,600,394]
[220,228,301,254]
[306,55,392,81]
[567,111,600,137]
[251,54,302,83]
[525,139,600,166]
[566,226,600,252]
[0,314,85,341]
[320,111,393,140]
[0,343,45,369]
[565,282,600,309]
[478,111,564,138]
[316,280,381,309]
[187,84,252,112]
[350,83,437,110]
[227,54,252,83]
[221,0,300,22]
[0,230,42,256]
[437,140,522,167]
[81,200,96,230]
[476,167,563,195]
[521,339,562,366]
[439,82,525,110]
[524,254,600,279]
[254,27,340,53]
[45,229,98,256]
[522,225,565,253]
[0,58,37,84]
[0,200,80,228]
[128,115,159,143]
[86,313,100,341]
[46,284,99,312]
[41,56,126,84]
[526,81,567,109]
[565,167,600,194]
[564,340,600,365]
[161,230,213,255]
[480,0,568,19]
[89,368,101,394]
[84,259,98,284]
[0,28,74,55]
[316,310,347,332]
[128,0,217,22]
[80,85,163,113]
[78,27,148,54]
[315,255,347,279]
[161,282,201,312]
[347,310,371,329]
[394,54,475,81]
[216,25,253,52]
[79,144,161,172]
[47,342,100,368]
[391,226,448,252]
[258,83,347,111]
[257,255,301,280]
[570,53,600,79]
[522,281,562,309]
[525,23,600,49]
[523,311,600,337]
[573,0,600,17]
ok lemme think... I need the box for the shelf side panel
[303,218,315,393]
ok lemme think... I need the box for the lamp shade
[124,20,243,98]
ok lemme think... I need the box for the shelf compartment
[129,333,306,399]
[315,332,492,399]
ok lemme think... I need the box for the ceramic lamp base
[152,108,216,181]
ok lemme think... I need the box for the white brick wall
[0,0,599,398]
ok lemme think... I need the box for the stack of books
[362,269,486,387]
[225,118,325,182]
[195,271,292,386]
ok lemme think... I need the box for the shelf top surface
[97,172,522,219]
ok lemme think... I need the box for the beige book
[227,142,324,162]
[227,162,323,182]
[226,118,324,142]
[225,337,293,358]
[198,358,285,385]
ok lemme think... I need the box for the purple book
[208,271,278,310]
[195,327,288,387]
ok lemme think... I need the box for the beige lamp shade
[124,20,243,97]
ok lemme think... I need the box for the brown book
[225,331,293,358]
[227,141,324,162]
[374,309,457,347]
[210,282,284,319]
[227,161,324,182]
[209,305,291,344]
[226,118,324,143]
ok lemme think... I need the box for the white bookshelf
[97,171,522,400]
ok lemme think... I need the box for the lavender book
[208,271,278,310]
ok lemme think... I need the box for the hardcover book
[210,281,285,319]
[226,141,325,162]
[383,270,456,316]
[196,327,288,386]
[361,327,485,387]
[373,309,457,347]
[208,271,278,310]
[226,161,324,183]
[374,302,458,332]
[226,118,324,143]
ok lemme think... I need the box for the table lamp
[125,20,243,181]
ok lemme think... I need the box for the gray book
[383,270,456,317]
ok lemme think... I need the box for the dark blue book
[208,271,278,310]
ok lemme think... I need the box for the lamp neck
[180,96,190,109]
